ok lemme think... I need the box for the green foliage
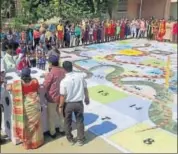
[2,0,118,26]
[1,0,15,18]
[104,0,119,19]
[59,0,94,22]
[11,16,26,30]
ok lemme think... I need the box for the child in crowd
[37,50,46,70]
[27,42,36,68]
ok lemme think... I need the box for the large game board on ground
[60,39,177,153]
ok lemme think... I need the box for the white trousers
[47,103,64,135]
[70,35,75,47]
[131,27,137,38]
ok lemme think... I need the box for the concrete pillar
[164,0,171,19]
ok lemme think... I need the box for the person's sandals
[47,132,57,139]
[0,138,7,145]
[67,138,76,145]
[59,131,65,137]
[76,138,86,146]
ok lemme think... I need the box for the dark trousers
[64,102,84,141]
[30,59,36,67]
[34,38,40,48]
[136,28,139,38]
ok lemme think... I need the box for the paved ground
[1,130,120,153]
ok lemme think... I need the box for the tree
[2,0,118,27]
[1,0,15,18]
[103,0,119,19]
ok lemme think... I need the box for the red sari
[17,57,30,71]
[157,20,166,41]
[173,22,178,35]
[108,23,112,36]
[111,23,116,36]
[120,22,126,39]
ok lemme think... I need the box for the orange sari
[157,20,166,41]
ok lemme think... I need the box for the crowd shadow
[88,121,117,136]
[2,113,117,148]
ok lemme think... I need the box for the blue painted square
[108,96,151,122]
[88,121,117,136]
[87,43,131,51]
[75,59,100,69]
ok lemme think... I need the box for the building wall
[113,0,140,19]
[170,2,178,20]
[109,0,173,20]
[127,0,140,19]
[141,0,168,19]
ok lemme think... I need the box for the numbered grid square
[108,96,151,122]
[88,85,128,104]
[108,123,177,153]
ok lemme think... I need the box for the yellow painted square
[93,56,107,62]
[108,123,177,153]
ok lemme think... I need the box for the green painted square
[142,58,166,67]
[89,85,128,104]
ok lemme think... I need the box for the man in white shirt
[2,43,16,72]
[59,61,90,146]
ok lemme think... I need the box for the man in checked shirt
[43,55,65,138]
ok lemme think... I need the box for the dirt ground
[1,130,120,153]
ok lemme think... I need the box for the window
[118,0,128,12]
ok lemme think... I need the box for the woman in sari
[108,21,112,41]
[163,20,173,42]
[16,52,31,71]
[120,20,126,40]
[172,21,178,43]
[110,20,115,41]
[157,19,166,42]
[147,19,153,40]
[152,19,159,40]
[7,68,44,149]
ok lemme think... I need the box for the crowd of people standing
[1,17,177,52]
